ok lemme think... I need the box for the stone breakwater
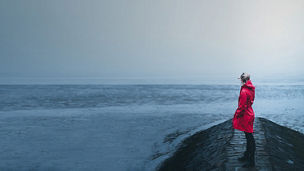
[156,117,304,171]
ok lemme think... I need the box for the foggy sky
[0,0,304,83]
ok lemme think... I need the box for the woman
[233,73,256,168]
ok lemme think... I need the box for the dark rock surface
[157,118,234,171]
[260,118,304,170]
[156,117,304,171]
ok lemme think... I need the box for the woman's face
[240,79,245,85]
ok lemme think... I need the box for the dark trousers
[244,131,256,163]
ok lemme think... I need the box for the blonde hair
[240,73,250,83]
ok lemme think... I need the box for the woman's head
[239,73,250,84]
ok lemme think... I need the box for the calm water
[2,84,304,110]
[0,84,303,170]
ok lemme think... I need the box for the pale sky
[0,0,304,83]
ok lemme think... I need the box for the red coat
[233,80,255,133]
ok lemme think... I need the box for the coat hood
[242,80,255,91]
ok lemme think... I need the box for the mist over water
[0,83,303,170]
[1,0,304,170]
[1,83,304,112]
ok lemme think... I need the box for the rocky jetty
[157,117,304,171]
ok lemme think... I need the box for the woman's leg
[238,131,250,161]
[244,131,250,156]
[245,132,256,154]
[244,132,256,166]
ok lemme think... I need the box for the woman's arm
[235,90,247,118]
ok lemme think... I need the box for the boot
[237,150,249,162]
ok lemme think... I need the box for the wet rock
[157,119,234,171]
[157,117,304,171]
[260,117,304,170]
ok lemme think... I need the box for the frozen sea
[0,83,304,170]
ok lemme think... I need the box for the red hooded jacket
[233,79,255,133]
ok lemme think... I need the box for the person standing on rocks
[233,72,256,168]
